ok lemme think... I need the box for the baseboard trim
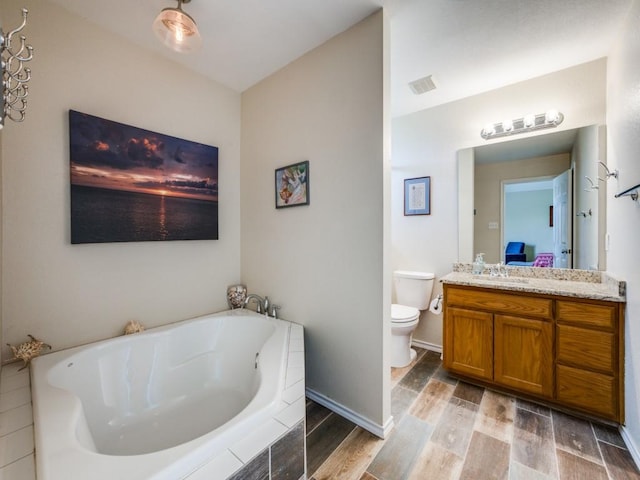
[305,387,394,439]
[412,339,442,354]
[620,425,640,470]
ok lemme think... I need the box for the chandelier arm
[7,84,29,99]
[8,35,27,58]
[1,7,33,128]
[10,37,33,62]
[5,9,28,41]
[6,107,27,123]
[4,57,28,80]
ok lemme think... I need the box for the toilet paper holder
[429,294,443,314]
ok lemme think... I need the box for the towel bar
[615,183,640,201]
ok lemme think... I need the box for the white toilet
[391,270,435,368]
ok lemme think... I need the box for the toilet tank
[393,270,435,310]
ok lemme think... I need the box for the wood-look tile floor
[306,348,640,480]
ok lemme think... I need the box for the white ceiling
[48,0,632,118]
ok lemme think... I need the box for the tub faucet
[268,304,280,319]
[262,297,282,318]
[243,294,266,314]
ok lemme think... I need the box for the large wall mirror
[458,125,607,270]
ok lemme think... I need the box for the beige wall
[0,131,3,358]
[241,12,391,431]
[607,0,640,462]
[393,59,606,349]
[474,154,570,264]
[0,0,242,358]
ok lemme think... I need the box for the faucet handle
[263,296,270,313]
[269,304,280,319]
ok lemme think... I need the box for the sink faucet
[490,262,509,278]
[500,262,509,277]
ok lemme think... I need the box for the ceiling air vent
[408,75,436,95]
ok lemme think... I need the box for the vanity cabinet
[443,284,624,423]
[444,286,553,397]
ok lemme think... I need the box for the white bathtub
[31,309,306,480]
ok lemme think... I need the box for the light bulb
[545,109,560,124]
[153,4,202,53]
[502,119,513,132]
[523,114,535,128]
[482,123,496,137]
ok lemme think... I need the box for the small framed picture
[404,176,431,215]
[275,160,309,208]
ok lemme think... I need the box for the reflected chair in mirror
[532,252,554,267]
[507,252,555,267]
[505,241,526,264]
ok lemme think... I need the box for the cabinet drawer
[556,364,618,421]
[446,287,552,319]
[557,301,616,330]
[557,325,615,373]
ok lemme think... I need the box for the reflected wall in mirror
[458,125,607,270]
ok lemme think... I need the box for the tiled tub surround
[0,363,36,478]
[446,263,626,302]
[10,310,304,480]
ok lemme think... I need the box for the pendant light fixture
[153,0,202,54]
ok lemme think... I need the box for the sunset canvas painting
[69,110,218,244]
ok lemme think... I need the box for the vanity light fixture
[0,8,34,130]
[153,0,202,54]
[480,109,564,140]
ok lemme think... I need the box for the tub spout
[243,294,266,314]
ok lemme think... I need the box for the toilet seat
[391,304,420,324]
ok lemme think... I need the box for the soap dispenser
[472,253,485,275]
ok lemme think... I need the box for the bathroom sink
[482,276,529,284]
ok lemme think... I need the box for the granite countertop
[441,263,626,302]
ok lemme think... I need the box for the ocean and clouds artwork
[69,110,218,244]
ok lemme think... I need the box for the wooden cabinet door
[444,307,493,381]
[494,315,553,398]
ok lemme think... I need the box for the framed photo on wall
[404,176,431,215]
[69,110,219,244]
[275,160,309,208]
